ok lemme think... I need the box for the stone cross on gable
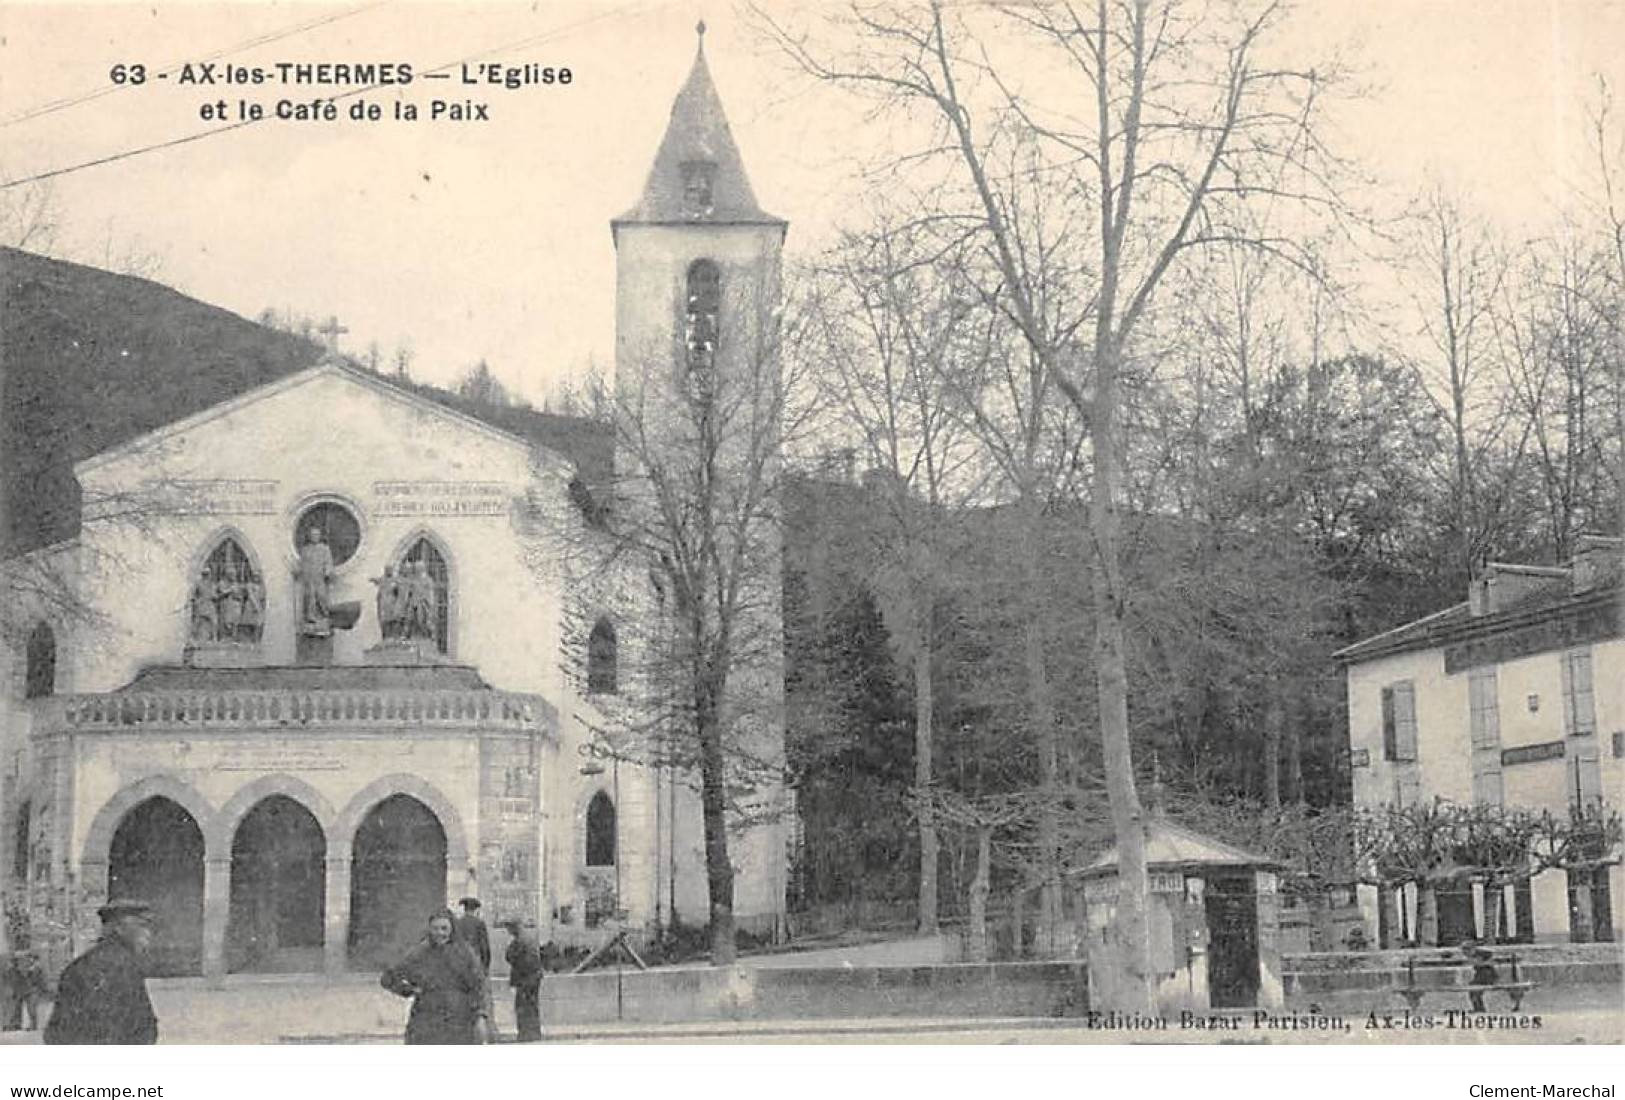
[316,315,348,351]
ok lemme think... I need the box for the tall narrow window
[192,537,264,645]
[587,618,617,694]
[24,623,54,699]
[1468,668,1500,749]
[585,791,616,867]
[12,802,29,881]
[685,259,721,378]
[1382,681,1418,763]
[1561,649,1596,737]
[396,538,450,654]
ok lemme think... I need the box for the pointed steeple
[614,23,783,228]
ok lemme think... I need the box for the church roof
[1078,815,1282,879]
[1,247,611,555]
[613,29,783,229]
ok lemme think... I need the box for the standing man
[44,900,159,1045]
[503,919,545,1042]
[455,897,491,973]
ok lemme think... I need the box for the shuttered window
[1561,649,1596,737]
[1469,668,1500,749]
[1382,681,1419,762]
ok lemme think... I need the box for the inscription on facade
[372,481,510,517]
[1500,740,1566,767]
[213,742,344,772]
[85,479,281,520]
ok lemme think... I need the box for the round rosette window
[293,500,361,565]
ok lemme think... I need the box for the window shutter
[1382,686,1397,761]
[1394,682,1419,762]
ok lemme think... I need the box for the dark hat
[458,896,481,910]
[97,899,153,922]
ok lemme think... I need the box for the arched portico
[331,774,469,972]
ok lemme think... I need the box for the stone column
[324,855,351,976]
[202,856,230,981]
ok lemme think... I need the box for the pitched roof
[0,247,611,555]
[613,31,783,228]
[1079,815,1282,878]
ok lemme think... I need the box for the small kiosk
[1079,805,1286,1012]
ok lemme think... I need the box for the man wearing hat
[43,900,159,1045]
[502,917,545,1042]
[455,897,491,974]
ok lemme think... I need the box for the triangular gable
[76,359,566,476]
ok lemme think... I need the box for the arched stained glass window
[585,791,616,867]
[397,538,450,654]
[587,618,617,695]
[192,537,264,645]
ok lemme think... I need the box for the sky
[1,0,1622,406]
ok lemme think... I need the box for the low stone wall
[1283,942,1622,996]
[540,960,1088,1025]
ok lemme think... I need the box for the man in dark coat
[381,909,492,1045]
[502,918,545,1042]
[455,897,491,973]
[43,900,159,1045]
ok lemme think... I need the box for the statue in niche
[292,527,334,636]
[189,569,219,643]
[371,563,405,641]
[239,576,265,641]
[217,570,245,641]
[402,559,437,642]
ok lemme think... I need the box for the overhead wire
[0,1,393,128]
[1,0,650,192]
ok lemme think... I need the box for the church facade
[0,37,789,977]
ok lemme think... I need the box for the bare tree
[541,270,815,963]
[762,0,1350,1009]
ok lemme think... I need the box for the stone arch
[585,789,616,867]
[388,527,457,656]
[334,773,468,867]
[218,775,338,857]
[187,524,265,584]
[81,775,221,872]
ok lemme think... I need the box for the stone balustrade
[45,687,555,734]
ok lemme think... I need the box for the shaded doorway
[1204,875,1260,1008]
[107,797,205,977]
[347,794,446,968]
[227,796,326,973]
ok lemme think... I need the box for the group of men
[30,894,551,1044]
[371,559,440,643]
[189,568,266,645]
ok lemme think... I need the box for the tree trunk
[914,607,939,934]
[1089,338,1155,1011]
[696,673,736,964]
[1010,886,1027,960]
[1285,694,1304,806]
[967,827,991,963]
[1263,694,1283,814]
[1020,499,1061,956]
[1418,884,1439,947]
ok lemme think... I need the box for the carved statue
[404,559,437,642]
[189,569,219,643]
[217,573,245,641]
[240,577,265,641]
[292,528,334,636]
[371,564,404,641]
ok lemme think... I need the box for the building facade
[0,36,789,977]
[1336,536,1622,945]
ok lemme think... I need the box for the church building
[0,32,789,977]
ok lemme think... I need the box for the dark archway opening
[347,794,446,969]
[108,797,205,977]
[227,796,326,973]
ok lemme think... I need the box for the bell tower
[611,21,787,416]
[608,24,789,937]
